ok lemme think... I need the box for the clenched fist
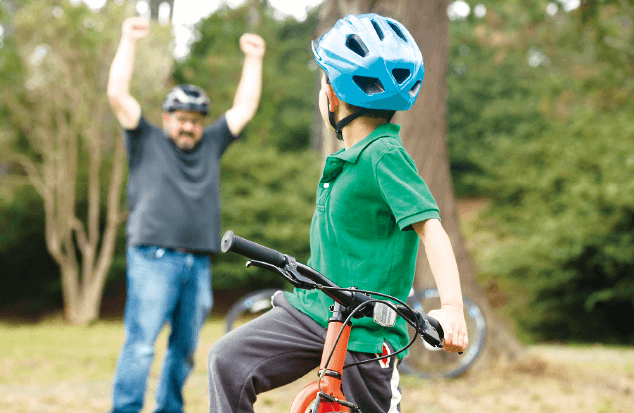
[239,33,266,59]
[122,17,150,41]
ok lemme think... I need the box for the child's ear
[326,85,339,112]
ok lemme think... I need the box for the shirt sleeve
[375,148,440,230]
[204,113,240,157]
[123,115,152,168]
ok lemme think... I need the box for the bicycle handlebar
[221,230,444,347]
[221,230,286,267]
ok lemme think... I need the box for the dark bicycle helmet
[162,84,210,115]
[312,13,424,111]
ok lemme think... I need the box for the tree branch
[13,154,46,199]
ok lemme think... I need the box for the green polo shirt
[286,123,440,357]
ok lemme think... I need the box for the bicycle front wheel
[400,289,486,379]
[224,288,279,333]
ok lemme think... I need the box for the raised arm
[412,219,468,353]
[107,17,149,130]
[225,33,266,136]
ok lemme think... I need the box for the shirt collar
[331,123,401,164]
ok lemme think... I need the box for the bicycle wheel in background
[224,288,280,333]
[400,288,486,379]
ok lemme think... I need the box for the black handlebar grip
[426,314,444,341]
[221,230,286,268]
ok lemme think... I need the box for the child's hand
[428,305,468,353]
[240,33,266,59]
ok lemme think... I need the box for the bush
[481,109,634,343]
[172,4,320,152]
[213,140,320,290]
[0,185,61,312]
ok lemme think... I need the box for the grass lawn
[1,317,634,413]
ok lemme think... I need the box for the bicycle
[220,230,448,413]
[225,282,486,379]
[224,287,282,334]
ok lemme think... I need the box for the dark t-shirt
[124,114,237,253]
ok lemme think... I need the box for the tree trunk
[315,0,524,370]
[149,0,174,21]
[0,0,18,35]
[246,0,264,31]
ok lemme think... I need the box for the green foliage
[446,29,549,195]
[446,0,634,197]
[0,183,128,315]
[213,140,320,290]
[0,0,170,316]
[172,4,320,151]
[0,0,322,312]
[0,185,60,311]
[575,0,634,77]
[2,0,633,343]
[445,1,634,343]
[0,0,173,152]
[171,4,323,291]
[481,109,634,343]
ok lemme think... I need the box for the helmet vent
[353,75,385,95]
[409,80,422,97]
[392,68,410,84]
[346,34,369,57]
[371,20,385,40]
[388,22,407,42]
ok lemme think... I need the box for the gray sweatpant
[208,291,402,413]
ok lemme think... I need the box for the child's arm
[412,219,469,353]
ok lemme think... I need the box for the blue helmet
[312,13,424,111]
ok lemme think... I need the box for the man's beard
[172,131,198,152]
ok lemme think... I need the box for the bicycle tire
[224,288,280,333]
[399,288,486,379]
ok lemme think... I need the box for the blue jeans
[111,246,213,413]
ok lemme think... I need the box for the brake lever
[246,259,318,290]
[416,312,465,354]
[416,312,444,349]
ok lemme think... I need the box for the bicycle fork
[289,302,359,413]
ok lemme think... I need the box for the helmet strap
[327,96,367,141]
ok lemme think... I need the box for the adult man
[106,17,265,413]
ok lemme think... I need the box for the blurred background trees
[443,0,634,343]
[0,1,139,324]
[0,0,322,323]
[1,0,633,344]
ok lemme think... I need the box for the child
[208,13,467,412]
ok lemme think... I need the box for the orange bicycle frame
[290,304,353,413]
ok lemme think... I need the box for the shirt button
[323,183,330,188]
